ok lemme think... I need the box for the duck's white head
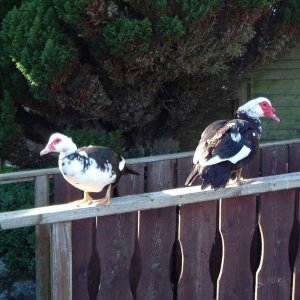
[237,97,280,122]
[40,133,77,156]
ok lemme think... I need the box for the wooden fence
[1,139,300,300]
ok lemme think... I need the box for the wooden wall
[250,44,300,141]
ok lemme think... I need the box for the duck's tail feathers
[123,165,140,176]
[185,166,201,186]
[201,161,232,190]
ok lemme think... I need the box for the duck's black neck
[235,111,262,135]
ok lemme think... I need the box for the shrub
[102,17,152,57]
[175,0,220,22]
[157,15,185,40]
[0,91,22,161]
[1,0,77,99]
[0,173,35,278]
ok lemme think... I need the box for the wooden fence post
[35,175,50,300]
[51,222,72,300]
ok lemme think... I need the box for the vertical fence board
[217,151,260,300]
[72,219,99,300]
[177,156,193,187]
[218,195,256,300]
[35,175,50,300]
[54,174,97,300]
[51,221,72,300]
[117,163,145,195]
[178,201,218,300]
[96,213,136,300]
[54,174,82,204]
[256,145,294,299]
[136,160,176,300]
[289,143,300,300]
[95,165,143,300]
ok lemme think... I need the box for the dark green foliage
[283,0,300,23]
[102,17,152,57]
[63,129,124,154]
[175,0,220,22]
[232,0,276,8]
[0,176,35,278]
[0,91,22,160]
[53,0,90,28]
[1,0,300,165]
[0,0,22,21]
[157,15,185,39]
[1,0,77,99]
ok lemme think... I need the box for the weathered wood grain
[96,213,136,300]
[51,221,72,300]
[252,69,300,80]
[54,174,97,300]
[1,172,300,230]
[218,195,256,300]
[218,153,260,300]
[72,219,99,300]
[1,140,300,184]
[136,160,176,300]
[178,201,218,300]
[256,145,294,299]
[177,156,194,187]
[35,175,50,300]
[117,163,145,195]
[288,143,300,300]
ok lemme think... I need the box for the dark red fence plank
[177,156,193,187]
[288,143,300,300]
[218,151,260,300]
[178,201,218,300]
[136,160,176,300]
[117,163,145,195]
[96,213,136,300]
[72,219,99,300]
[95,164,143,300]
[218,195,256,300]
[256,145,295,299]
[54,173,82,204]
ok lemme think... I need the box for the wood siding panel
[252,69,300,80]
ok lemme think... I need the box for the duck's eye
[262,102,268,107]
[54,138,61,144]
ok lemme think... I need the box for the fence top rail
[1,138,300,184]
[0,171,299,230]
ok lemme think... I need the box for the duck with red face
[185,97,280,189]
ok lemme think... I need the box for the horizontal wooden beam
[1,138,300,183]
[1,172,300,230]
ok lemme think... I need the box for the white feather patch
[230,132,241,142]
[205,145,251,166]
[119,157,125,171]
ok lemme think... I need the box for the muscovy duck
[185,97,280,189]
[40,133,138,206]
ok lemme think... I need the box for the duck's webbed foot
[93,184,112,206]
[71,192,93,207]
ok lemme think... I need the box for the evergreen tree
[0,0,300,166]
